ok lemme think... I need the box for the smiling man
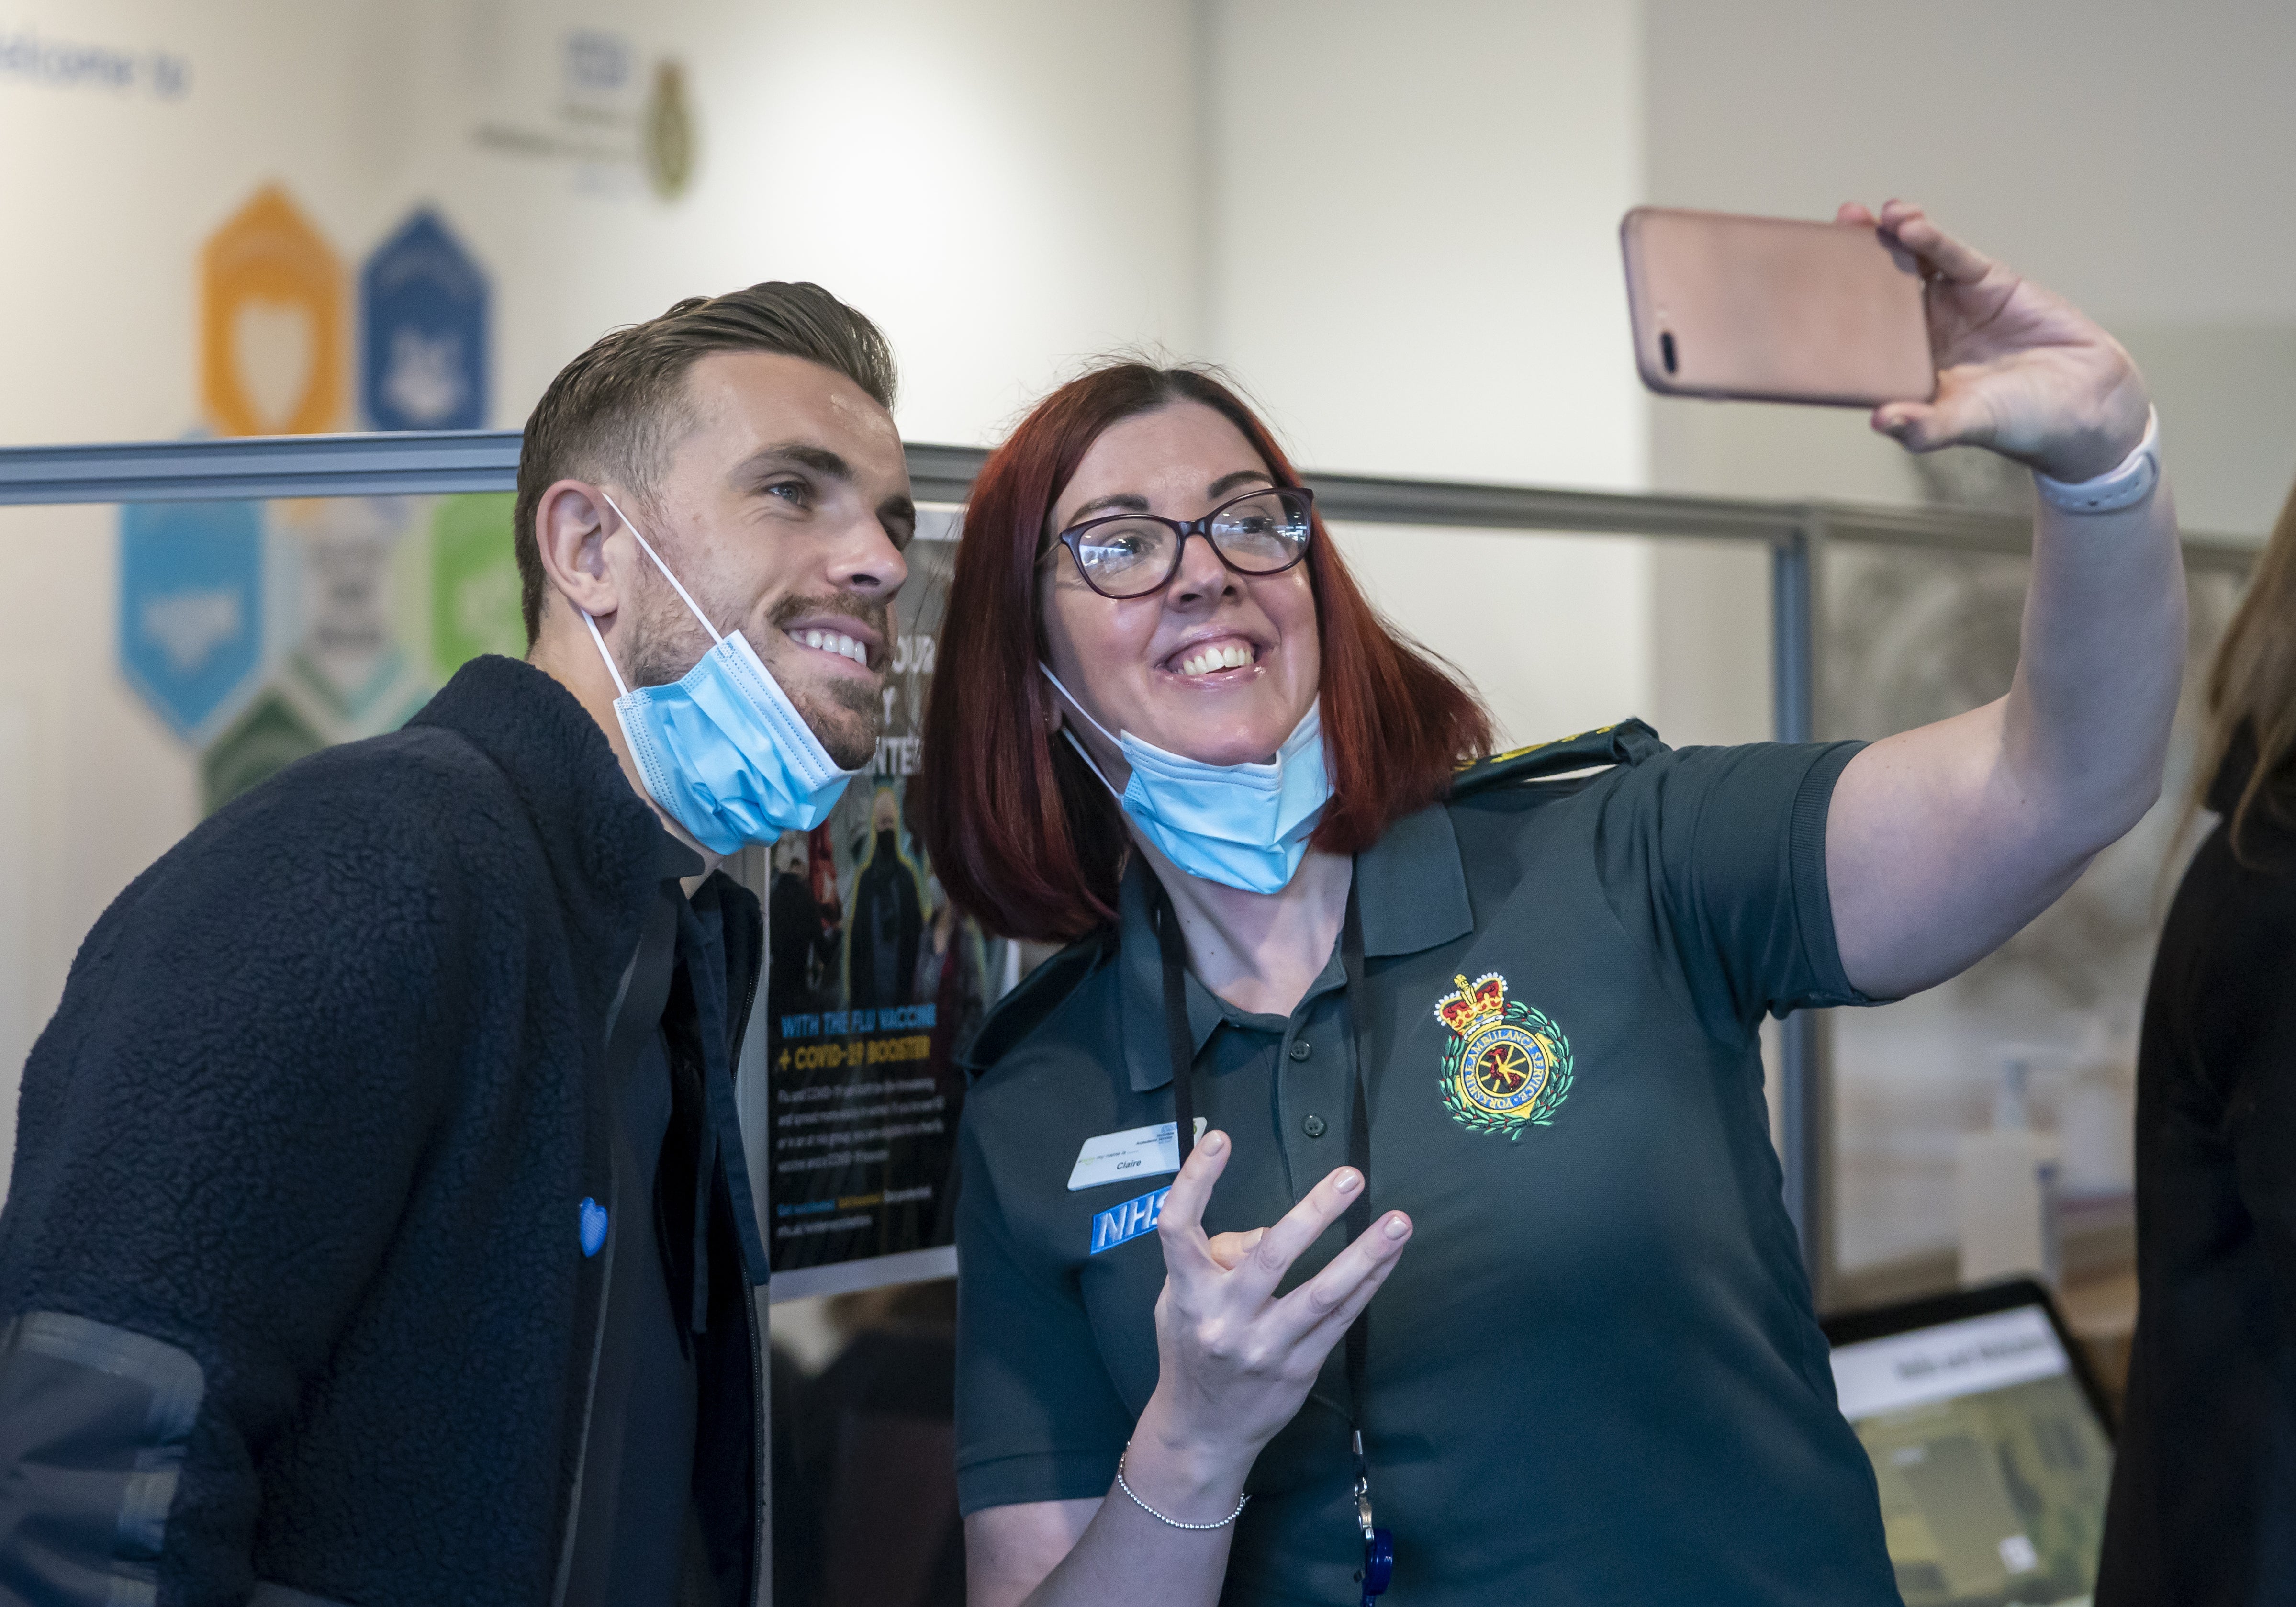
[0,283,911,1607]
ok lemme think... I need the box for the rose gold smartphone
[1620,206,1936,407]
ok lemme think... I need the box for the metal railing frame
[0,429,2260,1307]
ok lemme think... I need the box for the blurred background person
[771,826,844,1021]
[917,874,991,1057]
[846,784,926,1013]
[2099,473,2296,1607]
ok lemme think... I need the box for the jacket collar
[406,654,688,952]
[1118,800,1474,1092]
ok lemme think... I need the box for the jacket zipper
[741,1249,769,1605]
[550,898,768,1606]
[549,1137,618,1607]
[727,931,768,1607]
[548,935,644,1607]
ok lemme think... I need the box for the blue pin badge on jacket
[579,1198,608,1258]
[360,208,490,432]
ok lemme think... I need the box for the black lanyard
[1153,876,1394,1606]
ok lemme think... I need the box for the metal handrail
[0,431,525,504]
[0,430,2258,566]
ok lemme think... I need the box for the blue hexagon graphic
[361,207,490,431]
[118,500,265,742]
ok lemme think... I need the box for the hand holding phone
[1837,201,2150,481]
[1621,201,2150,480]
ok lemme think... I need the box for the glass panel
[1649,535,1776,748]
[0,491,516,1171]
[1327,522,1680,749]
[1820,539,2250,1352]
[0,489,1013,1607]
[0,494,1021,1207]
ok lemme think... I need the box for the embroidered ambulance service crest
[1434,973,1573,1138]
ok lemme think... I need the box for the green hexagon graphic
[429,493,524,679]
[202,686,325,816]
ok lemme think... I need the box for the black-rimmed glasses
[1045,486,1315,599]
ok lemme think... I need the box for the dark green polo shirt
[953,726,1899,1607]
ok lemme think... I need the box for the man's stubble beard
[621,573,892,772]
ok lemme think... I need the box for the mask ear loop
[601,491,725,647]
[1037,664,1125,798]
[582,610,632,698]
[1059,729,1122,798]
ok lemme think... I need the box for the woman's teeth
[793,629,870,667]
[1177,643,1256,677]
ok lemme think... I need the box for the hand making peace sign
[1117,1132,1413,1515]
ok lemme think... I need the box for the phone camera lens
[1659,331,1679,375]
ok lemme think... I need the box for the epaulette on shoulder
[958,927,1116,1081]
[1448,718,1665,798]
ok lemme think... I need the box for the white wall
[1637,0,2296,778]
[371,0,1207,448]
[1201,0,1646,490]
[1200,0,1658,748]
[0,0,1205,447]
[1642,0,2296,536]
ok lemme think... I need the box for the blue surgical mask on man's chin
[582,493,862,855]
[1038,663,1333,895]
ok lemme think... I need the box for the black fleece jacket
[0,655,766,1607]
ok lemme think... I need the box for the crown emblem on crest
[1435,973,1507,1035]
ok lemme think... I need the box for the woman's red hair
[911,364,1492,942]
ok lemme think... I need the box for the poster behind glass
[762,509,1014,1274]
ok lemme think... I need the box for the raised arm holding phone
[914,202,2182,1607]
[1823,202,2179,997]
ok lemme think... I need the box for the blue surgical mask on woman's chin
[1038,663,1333,895]
[582,494,862,855]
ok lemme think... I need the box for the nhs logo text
[1089,1187,1171,1255]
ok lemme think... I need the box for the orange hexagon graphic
[200,185,346,437]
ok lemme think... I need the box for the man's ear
[533,480,626,628]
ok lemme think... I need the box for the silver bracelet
[1114,1442,1250,1531]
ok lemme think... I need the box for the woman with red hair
[916,203,2184,1607]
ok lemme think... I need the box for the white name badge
[1066,1119,1208,1192]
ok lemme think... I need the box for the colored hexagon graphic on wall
[276,495,418,732]
[361,208,490,431]
[118,500,265,742]
[200,185,346,437]
[429,493,525,678]
[201,686,324,816]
